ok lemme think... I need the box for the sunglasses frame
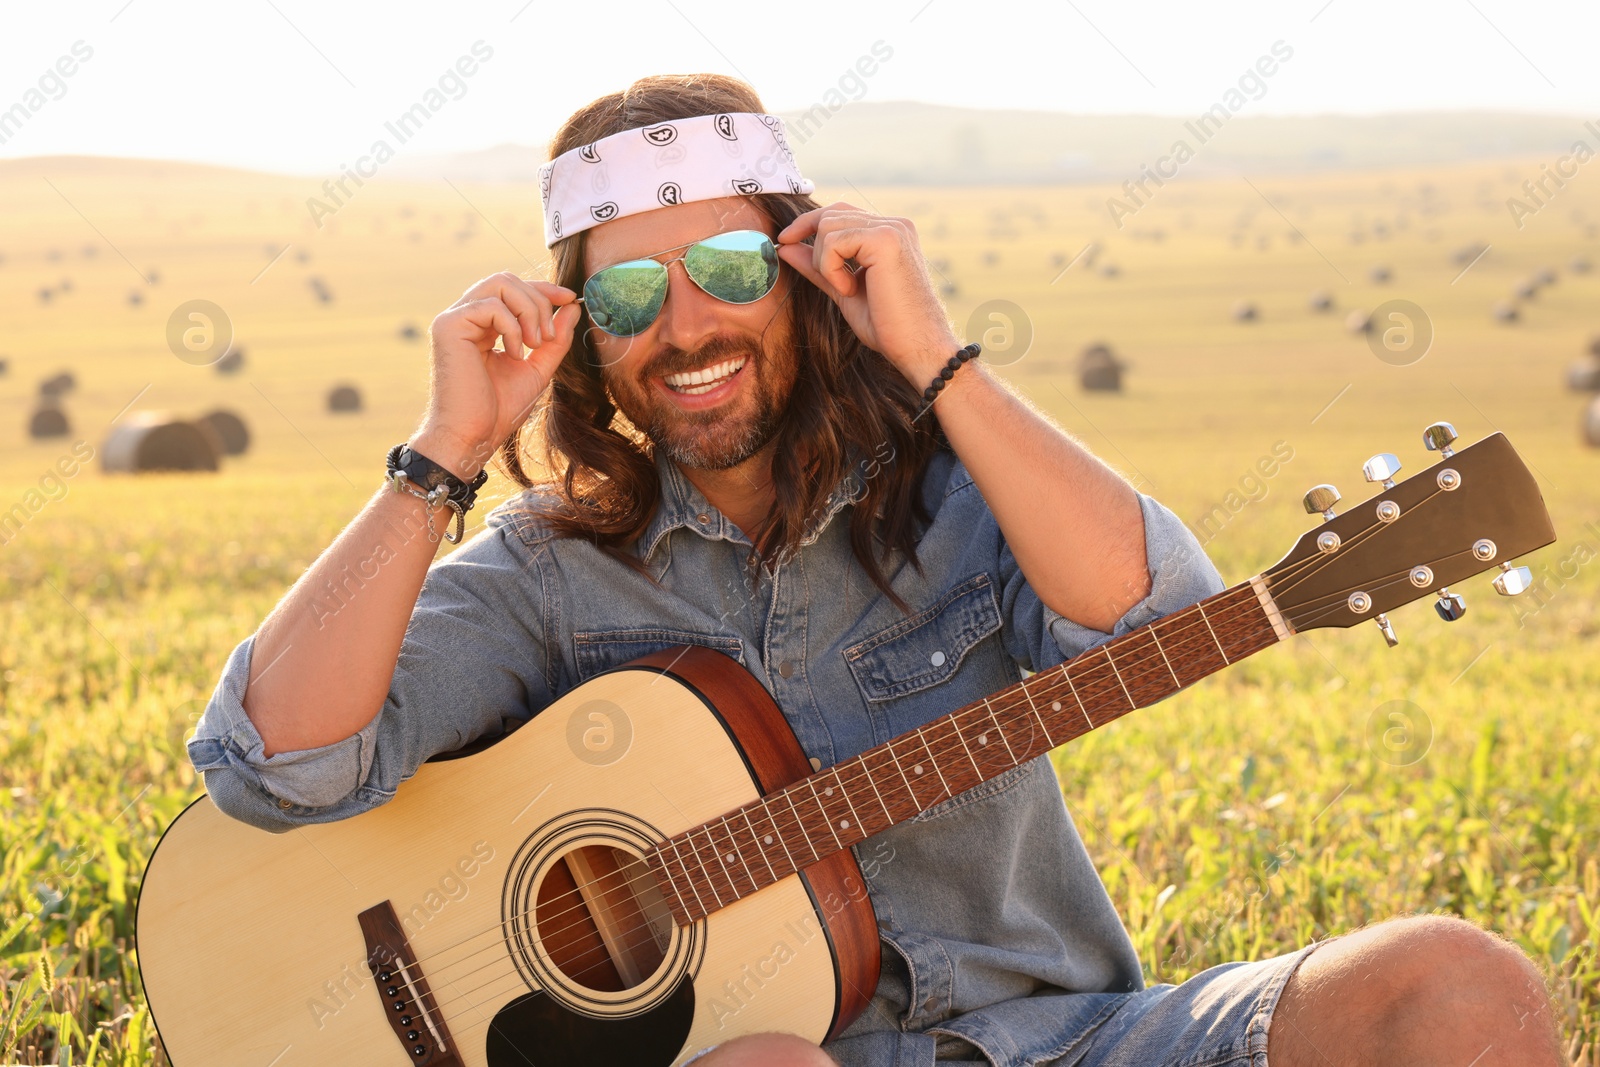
[575,228,784,337]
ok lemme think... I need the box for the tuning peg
[1374,612,1399,646]
[1302,484,1341,521]
[1422,421,1458,458]
[1362,453,1403,489]
[1434,588,1466,621]
[1492,562,1533,596]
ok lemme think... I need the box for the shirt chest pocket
[843,572,1004,703]
[572,627,744,683]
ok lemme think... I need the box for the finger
[460,297,524,361]
[775,242,836,300]
[816,227,884,296]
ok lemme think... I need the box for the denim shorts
[682,937,1328,1067]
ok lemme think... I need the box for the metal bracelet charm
[386,469,467,544]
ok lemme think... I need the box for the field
[1,152,1597,1063]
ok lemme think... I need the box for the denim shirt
[188,445,1224,1067]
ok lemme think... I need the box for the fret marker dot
[930,650,946,666]
[763,835,773,845]
[724,853,734,864]
[913,764,924,775]
[1051,701,1061,711]
[978,733,988,745]
[840,819,850,829]
[824,786,834,796]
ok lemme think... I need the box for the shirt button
[276,797,293,809]
[930,650,946,667]
[778,660,795,678]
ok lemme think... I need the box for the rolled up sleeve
[999,491,1226,672]
[186,508,558,832]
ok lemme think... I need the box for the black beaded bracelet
[921,342,982,403]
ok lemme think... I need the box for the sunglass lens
[684,230,779,304]
[584,260,668,336]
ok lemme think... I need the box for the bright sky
[1,0,1595,176]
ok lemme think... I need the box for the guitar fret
[808,778,844,851]
[983,698,1019,764]
[1062,666,1092,732]
[916,727,953,801]
[720,816,757,895]
[1018,681,1055,749]
[860,751,895,824]
[757,800,798,874]
[1100,645,1136,709]
[950,714,984,777]
[1147,623,1182,687]
[1196,601,1230,664]
[688,828,727,909]
[656,846,693,921]
[784,789,821,862]
[886,737,923,812]
[668,836,710,918]
[832,767,863,835]
[738,809,776,884]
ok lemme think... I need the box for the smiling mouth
[661,355,747,395]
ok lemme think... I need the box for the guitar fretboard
[645,581,1280,925]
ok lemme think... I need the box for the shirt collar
[636,443,865,565]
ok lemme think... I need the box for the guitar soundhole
[534,844,674,993]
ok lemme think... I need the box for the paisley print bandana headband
[537,111,817,248]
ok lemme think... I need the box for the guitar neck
[647,579,1286,925]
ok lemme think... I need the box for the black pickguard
[484,973,696,1066]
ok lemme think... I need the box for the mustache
[645,335,761,379]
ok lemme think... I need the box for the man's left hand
[775,203,961,385]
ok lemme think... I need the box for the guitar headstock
[1263,423,1556,638]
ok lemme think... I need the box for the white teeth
[665,356,745,391]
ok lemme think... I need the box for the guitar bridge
[358,901,465,1066]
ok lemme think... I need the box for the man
[189,75,1564,1067]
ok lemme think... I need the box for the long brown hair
[500,74,948,613]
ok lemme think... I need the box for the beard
[603,329,794,472]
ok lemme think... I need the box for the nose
[653,257,723,356]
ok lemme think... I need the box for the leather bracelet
[385,443,489,544]
[921,343,982,403]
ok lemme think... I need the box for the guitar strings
[370,489,1467,1012]
[367,588,1278,1017]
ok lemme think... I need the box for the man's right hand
[413,272,583,480]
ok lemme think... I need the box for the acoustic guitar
[135,425,1554,1066]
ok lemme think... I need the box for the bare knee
[1271,915,1562,1067]
[689,1031,836,1067]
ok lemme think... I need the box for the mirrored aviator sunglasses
[578,229,782,337]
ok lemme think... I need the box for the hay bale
[1345,309,1373,334]
[1513,278,1539,301]
[1232,301,1258,322]
[1308,289,1335,312]
[1491,300,1519,323]
[38,287,52,304]
[39,371,76,398]
[399,322,421,341]
[146,267,161,285]
[1450,242,1489,266]
[1369,265,1392,284]
[1098,263,1120,278]
[1571,256,1592,274]
[128,290,144,307]
[1585,396,1600,448]
[198,409,250,455]
[309,276,333,303]
[59,278,74,293]
[29,406,69,439]
[327,384,363,413]
[1533,266,1557,287]
[214,346,245,375]
[1590,334,1600,358]
[938,281,959,298]
[1567,360,1600,391]
[101,414,220,473]
[1079,344,1124,392]
[0,357,8,377]
[981,251,999,267]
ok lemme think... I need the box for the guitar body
[137,647,879,1066]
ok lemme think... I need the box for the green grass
[1,155,1597,1062]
